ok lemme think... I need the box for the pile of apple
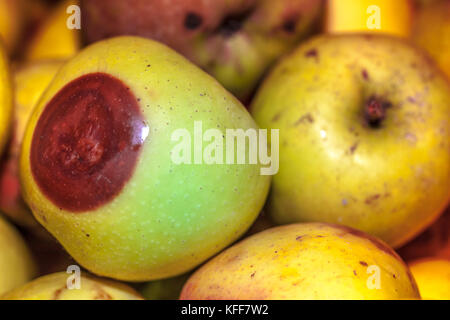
[0,0,449,300]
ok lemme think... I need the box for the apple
[0,60,63,228]
[398,206,450,261]
[0,0,25,53]
[412,0,450,78]
[1,272,143,300]
[251,34,450,248]
[408,258,450,300]
[325,0,413,37]
[80,0,323,101]
[0,215,36,296]
[19,36,271,281]
[0,40,12,156]
[180,223,420,299]
[139,273,191,300]
[26,0,81,62]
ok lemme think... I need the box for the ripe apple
[80,0,323,101]
[181,223,420,299]
[19,36,271,281]
[0,60,63,228]
[408,258,450,300]
[251,34,450,248]
[1,272,143,300]
[412,0,450,78]
[0,40,12,156]
[325,0,413,37]
[0,215,36,296]
[398,206,450,261]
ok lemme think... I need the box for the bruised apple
[20,36,270,281]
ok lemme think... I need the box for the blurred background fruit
[0,215,36,296]
[325,0,413,37]
[399,206,450,261]
[0,60,63,228]
[25,0,81,62]
[181,223,420,299]
[2,272,143,300]
[0,40,13,156]
[0,0,25,54]
[81,0,324,102]
[412,0,450,79]
[251,34,450,248]
[408,258,450,299]
[139,273,191,300]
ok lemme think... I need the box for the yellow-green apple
[0,38,12,157]
[80,0,323,101]
[20,36,271,281]
[412,0,450,78]
[251,34,450,248]
[181,223,420,299]
[2,272,143,300]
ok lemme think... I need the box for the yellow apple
[408,258,450,299]
[181,223,420,300]
[251,34,450,248]
[2,272,143,300]
[0,39,12,155]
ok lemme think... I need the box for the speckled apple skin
[0,40,13,156]
[20,36,271,281]
[2,272,143,300]
[251,34,450,248]
[181,223,420,300]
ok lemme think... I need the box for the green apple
[251,34,450,248]
[20,36,271,281]
[80,0,323,101]
[139,273,191,300]
[181,223,420,299]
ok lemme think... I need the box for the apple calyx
[364,96,391,128]
[30,73,148,212]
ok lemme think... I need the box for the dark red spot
[305,49,319,62]
[30,73,147,212]
[362,69,369,80]
[251,272,256,278]
[184,12,203,30]
[359,261,368,267]
[294,113,314,126]
[364,96,391,128]
[283,19,297,33]
[296,235,303,241]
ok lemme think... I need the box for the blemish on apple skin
[272,112,282,122]
[184,12,203,30]
[361,69,369,80]
[295,235,303,241]
[294,113,314,126]
[341,199,348,206]
[405,133,417,145]
[365,194,381,205]
[250,272,256,278]
[349,142,359,154]
[305,49,319,62]
[359,261,368,267]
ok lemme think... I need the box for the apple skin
[0,0,25,53]
[20,36,271,281]
[0,215,36,296]
[0,40,12,157]
[398,206,450,261]
[251,34,450,248]
[1,272,143,300]
[80,0,323,101]
[139,273,191,300]
[412,0,450,78]
[180,223,420,300]
[408,258,450,300]
[0,60,63,228]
